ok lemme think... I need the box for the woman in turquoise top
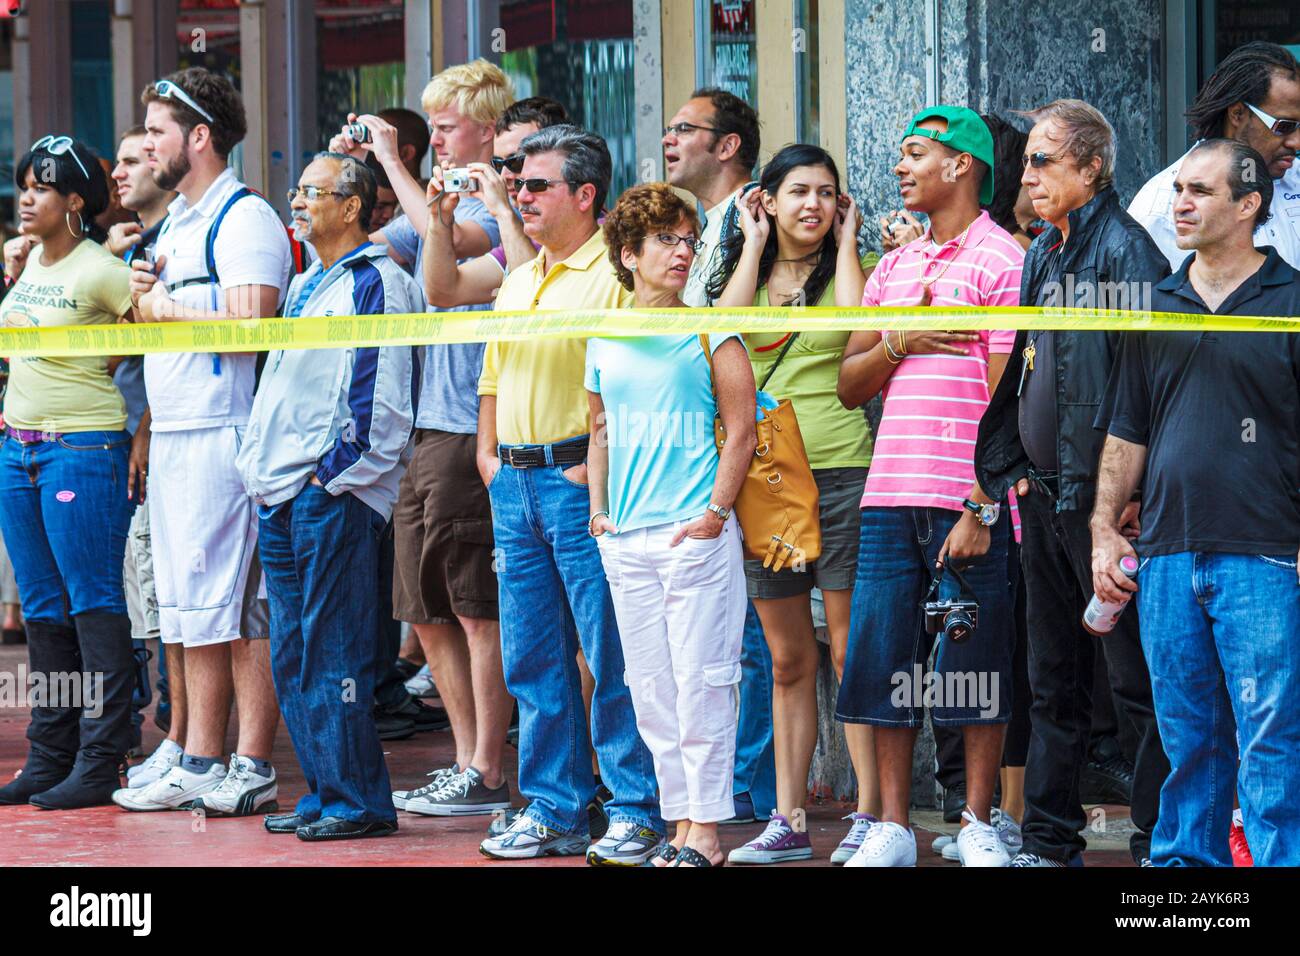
[710,144,881,864]
[586,183,756,866]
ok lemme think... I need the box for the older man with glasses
[475,125,663,863]
[974,99,1172,868]
[236,152,421,841]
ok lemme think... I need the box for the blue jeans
[259,485,396,823]
[837,507,1013,727]
[1139,551,1300,866]
[733,601,776,816]
[0,430,132,622]
[488,458,662,835]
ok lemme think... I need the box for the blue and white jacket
[237,242,421,521]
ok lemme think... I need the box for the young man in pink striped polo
[834,106,1023,868]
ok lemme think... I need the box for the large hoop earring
[65,210,84,239]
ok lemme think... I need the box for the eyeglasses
[30,135,91,181]
[663,122,723,138]
[492,152,526,174]
[153,80,215,124]
[287,185,348,203]
[517,178,578,194]
[653,232,705,254]
[1021,150,1065,169]
[1246,103,1300,137]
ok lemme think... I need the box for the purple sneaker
[831,811,880,865]
[726,814,813,864]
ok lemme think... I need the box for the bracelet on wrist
[588,511,609,537]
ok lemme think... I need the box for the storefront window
[316,0,405,148]
[1209,0,1300,71]
[177,0,241,82]
[700,0,757,104]
[499,0,636,201]
[70,0,113,160]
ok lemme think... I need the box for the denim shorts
[835,506,1014,728]
[745,466,867,600]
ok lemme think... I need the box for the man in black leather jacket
[974,99,1171,867]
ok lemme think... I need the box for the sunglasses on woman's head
[30,135,91,181]
[492,152,526,174]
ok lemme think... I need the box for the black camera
[922,563,979,643]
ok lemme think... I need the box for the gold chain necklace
[917,224,971,306]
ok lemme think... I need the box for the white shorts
[148,425,259,648]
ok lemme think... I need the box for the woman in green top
[0,137,137,811]
[710,143,881,864]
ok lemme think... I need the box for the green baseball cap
[902,105,995,205]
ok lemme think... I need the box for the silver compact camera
[444,168,479,193]
[345,122,372,144]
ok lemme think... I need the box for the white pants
[148,425,258,647]
[596,514,746,823]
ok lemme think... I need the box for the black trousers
[1018,490,1169,863]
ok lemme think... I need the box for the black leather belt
[498,435,589,469]
[1026,466,1060,499]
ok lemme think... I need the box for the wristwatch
[962,498,1000,527]
[706,503,731,521]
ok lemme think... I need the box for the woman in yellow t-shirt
[0,136,136,810]
[710,144,880,865]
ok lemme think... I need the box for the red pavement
[0,643,1132,867]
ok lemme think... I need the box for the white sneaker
[956,808,1011,867]
[193,755,278,817]
[392,763,458,811]
[126,739,183,788]
[932,833,956,855]
[843,821,917,867]
[404,665,437,699]
[992,807,1023,854]
[942,839,961,861]
[113,761,226,812]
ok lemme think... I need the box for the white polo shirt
[145,167,292,432]
[1129,144,1300,271]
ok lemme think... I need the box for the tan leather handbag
[700,334,821,571]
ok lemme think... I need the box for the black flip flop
[669,846,722,867]
[643,843,679,867]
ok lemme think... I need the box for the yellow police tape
[3,305,1299,358]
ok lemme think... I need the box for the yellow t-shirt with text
[1,240,133,432]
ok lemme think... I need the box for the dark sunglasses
[492,152,526,174]
[517,178,578,194]
[653,232,704,254]
[1021,151,1064,169]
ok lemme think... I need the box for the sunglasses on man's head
[153,79,215,124]
[517,178,578,194]
[1246,103,1300,137]
[492,152,526,174]
[30,135,91,181]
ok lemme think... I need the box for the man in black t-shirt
[1091,139,1300,867]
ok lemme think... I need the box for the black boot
[28,613,133,810]
[0,621,80,805]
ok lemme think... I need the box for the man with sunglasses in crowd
[1130,42,1300,273]
[475,125,662,861]
[974,99,1171,867]
[118,68,292,816]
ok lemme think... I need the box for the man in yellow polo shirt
[475,125,663,863]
